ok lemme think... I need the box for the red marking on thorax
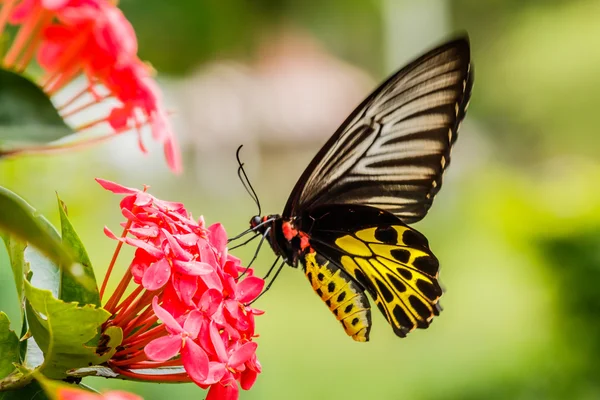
[282,220,312,252]
[282,221,298,241]
[299,232,311,251]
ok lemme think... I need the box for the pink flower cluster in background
[98,179,263,400]
[58,388,142,400]
[0,0,180,172]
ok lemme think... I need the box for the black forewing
[283,36,473,224]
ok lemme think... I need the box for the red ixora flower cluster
[98,179,264,400]
[0,0,181,172]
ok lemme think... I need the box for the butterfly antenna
[236,145,262,216]
[248,257,286,305]
[236,227,270,280]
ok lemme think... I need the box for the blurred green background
[2,0,600,398]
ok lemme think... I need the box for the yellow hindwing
[334,225,442,338]
[303,252,372,342]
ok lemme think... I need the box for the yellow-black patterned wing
[298,204,442,340]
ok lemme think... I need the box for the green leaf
[0,236,26,310]
[0,186,72,268]
[0,313,19,380]
[0,379,47,400]
[23,281,113,380]
[57,195,100,307]
[0,68,72,145]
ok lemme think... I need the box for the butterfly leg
[248,258,286,305]
[237,227,271,280]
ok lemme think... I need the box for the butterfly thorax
[250,214,311,267]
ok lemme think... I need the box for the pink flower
[97,179,264,400]
[145,297,209,383]
[57,387,142,400]
[0,0,181,172]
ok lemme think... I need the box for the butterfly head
[249,214,281,235]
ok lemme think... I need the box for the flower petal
[173,260,213,276]
[236,276,265,303]
[200,271,224,292]
[228,342,258,370]
[240,368,259,391]
[206,376,239,400]
[175,233,200,247]
[203,361,228,385]
[103,391,144,400]
[142,258,172,291]
[162,229,191,260]
[145,334,182,362]
[96,178,139,194]
[151,296,183,333]
[183,310,204,339]
[172,273,198,306]
[181,338,209,383]
[208,223,227,257]
[199,288,223,315]
[56,387,99,400]
[209,321,228,362]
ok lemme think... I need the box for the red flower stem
[14,13,50,72]
[45,65,82,95]
[109,350,151,366]
[101,220,133,305]
[0,0,16,42]
[111,285,143,315]
[121,323,165,347]
[74,115,109,131]
[110,290,155,328]
[57,83,96,111]
[3,4,42,68]
[119,334,160,355]
[40,25,90,89]
[60,93,111,118]
[126,358,184,369]
[110,366,191,383]
[0,132,118,158]
[122,305,155,338]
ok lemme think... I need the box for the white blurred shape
[176,28,374,192]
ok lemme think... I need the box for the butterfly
[243,35,473,342]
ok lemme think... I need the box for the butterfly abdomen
[303,251,372,342]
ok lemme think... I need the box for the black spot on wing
[397,268,413,280]
[374,278,394,302]
[376,302,390,322]
[409,295,432,325]
[351,317,360,326]
[374,226,398,244]
[392,305,414,333]
[307,272,313,282]
[317,273,325,281]
[337,292,346,303]
[387,274,407,293]
[391,248,411,263]
[402,229,429,248]
[354,269,377,297]
[345,304,354,313]
[327,281,336,293]
[413,256,439,276]
[416,279,442,301]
